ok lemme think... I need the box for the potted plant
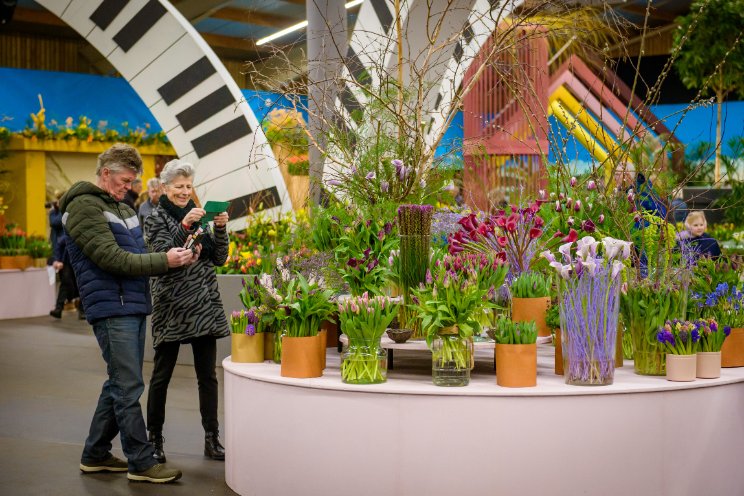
[696,318,728,378]
[275,274,335,378]
[693,282,744,368]
[656,319,702,382]
[230,308,265,363]
[334,217,395,297]
[492,316,538,387]
[240,273,281,362]
[413,252,508,386]
[27,236,51,267]
[543,236,631,386]
[337,293,399,384]
[509,271,552,337]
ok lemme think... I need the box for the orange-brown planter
[320,317,339,349]
[281,334,323,378]
[721,327,744,367]
[33,257,47,268]
[511,297,551,337]
[495,343,537,387]
[318,329,327,370]
[12,255,32,270]
[554,328,564,375]
[231,333,265,363]
[263,331,275,361]
[0,256,14,270]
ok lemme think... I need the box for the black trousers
[146,335,219,434]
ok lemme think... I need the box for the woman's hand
[213,212,229,227]
[182,208,205,228]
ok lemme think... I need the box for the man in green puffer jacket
[61,143,197,484]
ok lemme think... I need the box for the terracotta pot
[12,255,32,270]
[696,351,721,379]
[665,354,696,382]
[495,343,537,387]
[721,328,744,367]
[263,331,275,361]
[554,328,564,375]
[511,297,551,337]
[320,318,339,348]
[318,329,327,370]
[231,333,265,363]
[0,256,14,270]
[281,334,323,378]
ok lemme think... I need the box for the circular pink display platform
[224,345,744,496]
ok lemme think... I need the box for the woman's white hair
[160,159,195,185]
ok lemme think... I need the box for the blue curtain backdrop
[1,67,741,168]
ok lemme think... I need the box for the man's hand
[52,261,64,271]
[166,247,195,268]
[184,244,202,265]
[182,208,205,227]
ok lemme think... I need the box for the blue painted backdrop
[1,67,741,169]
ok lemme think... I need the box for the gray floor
[0,313,238,496]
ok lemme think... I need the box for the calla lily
[561,229,578,243]
[602,237,632,260]
[575,236,598,260]
[366,171,376,180]
[612,260,624,279]
[529,227,542,239]
[540,250,556,263]
[555,200,562,212]
[581,219,596,233]
[558,241,574,261]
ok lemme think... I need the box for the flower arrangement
[543,236,632,385]
[693,283,744,328]
[337,293,399,384]
[25,236,52,259]
[448,200,557,276]
[0,225,27,255]
[286,154,309,176]
[335,218,395,296]
[492,316,538,344]
[412,252,508,374]
[230,308,261,335]
[261,108,307,155]
[274,273,335,338]
[698,318,729,353]
[656,319,707,355]
[510,271,551,298]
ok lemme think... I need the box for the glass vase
[273,329,284,364]
[620,287,686,376]
[559,265,620,386]
[431,334,472,387]
[341,337,387,384]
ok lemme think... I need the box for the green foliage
[26,236,51,259]
[21,116,169,146]
[334,217,397,296]
[510,271,551,298]
[274,274,335,337]
[545,304,560,330]
[688,255,742,299]
[492,315,538,344]
[674,0,744,100]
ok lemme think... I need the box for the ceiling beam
[12,7,67,26]
[619,4,679,23]
[211,7,300,28]
[173,0,233,23]
[282,0,306,6]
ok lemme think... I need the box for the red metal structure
[462,28,550,211]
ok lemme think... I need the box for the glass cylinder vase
[620,288,686,376]
[431,333,472,387]
[560,265,620,386]
[273,328,284,364]
[341,337,388,384]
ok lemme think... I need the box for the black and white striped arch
[35,0,292,229]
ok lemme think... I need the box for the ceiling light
[256,0,364,46]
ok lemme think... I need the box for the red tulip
[561,229,578,243]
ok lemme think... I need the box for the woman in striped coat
[144,159,230,463]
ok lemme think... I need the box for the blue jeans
[81,315,156,472]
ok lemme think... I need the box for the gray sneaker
[79,454,128,473]
[127,463,182,483]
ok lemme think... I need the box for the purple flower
[724,326,732,337]
[366,171,376,180]
[574,200,582,212]
[381,181,389,192]
[598,214,605,224]
[366,258,379,271]
[363,247,371,259]
[587,180,596,191]
[581,219,596,233]
[347,258,359,268]
[570,176,577,187]
[425,269,433,284]
[326,179,342,187]
[245,324,256,336]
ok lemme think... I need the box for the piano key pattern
[35,0,292,226]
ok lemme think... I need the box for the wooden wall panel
[0,32,88,72]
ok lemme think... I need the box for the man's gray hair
[146,177,161,190]
[96,143,143,176]
[160,159,195,185]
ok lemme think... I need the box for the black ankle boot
[148,431,166,463]
[204,431,225,461]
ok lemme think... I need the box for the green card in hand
[203,201,230,222]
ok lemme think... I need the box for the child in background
[680,211,721,260]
